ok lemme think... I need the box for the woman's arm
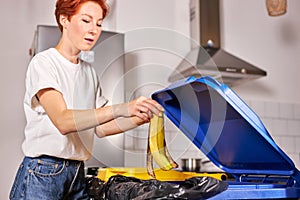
[95,116,145,138]
[37,88,163,135]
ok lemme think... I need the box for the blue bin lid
[152,76,299,178]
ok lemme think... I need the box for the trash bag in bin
[87,174,228,200]
[86,176,106,199]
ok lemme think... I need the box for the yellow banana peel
[147,113,178,179]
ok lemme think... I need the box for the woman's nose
[89,24,99,35]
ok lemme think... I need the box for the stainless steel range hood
[168,0,267,86]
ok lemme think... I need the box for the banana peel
[147,113,178,179]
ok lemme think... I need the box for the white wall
[221,0,300,103]
[1,0,300,199]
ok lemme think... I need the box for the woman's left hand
[126,96,164,122]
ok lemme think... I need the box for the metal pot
[181,158,202,172]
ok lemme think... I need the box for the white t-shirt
[22,48,108,161]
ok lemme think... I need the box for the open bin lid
[152,76,300,181]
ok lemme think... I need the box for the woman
[9,0,163,199]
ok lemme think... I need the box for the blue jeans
[9,156,89,200]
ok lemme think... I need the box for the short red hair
[55,0,109,32]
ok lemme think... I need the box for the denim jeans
[9,156,89,200]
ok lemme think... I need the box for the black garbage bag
[86,174,228,200]
[86,176,106,200]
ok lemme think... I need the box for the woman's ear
[59,15,69,29]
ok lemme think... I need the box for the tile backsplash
[248,100,300,169]
[124,100,300,170]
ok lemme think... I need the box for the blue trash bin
[152,76,300,199]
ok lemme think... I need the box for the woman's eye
[97,24,102,27]
[82,19,90,23]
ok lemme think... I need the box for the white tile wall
[294,104,300,120]
[254,101,300,169]
[264,101,280,118]
[279,103,294,119]
[124,99,300,171]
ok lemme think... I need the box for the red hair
[55,0,109,32]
